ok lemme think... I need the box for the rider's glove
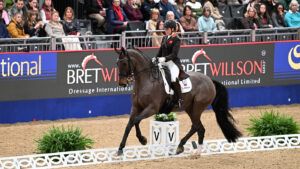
[158,57,166,63]
[152,57,157,63]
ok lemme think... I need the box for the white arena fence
[0,134,299,169]
[0,28,299,53]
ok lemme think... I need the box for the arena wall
[0,41,299,123]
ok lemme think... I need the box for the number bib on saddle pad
[158,63,192,95]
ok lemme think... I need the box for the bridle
[117,50,134,82]
[117,48,160,84]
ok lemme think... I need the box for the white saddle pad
[158,63,192,95]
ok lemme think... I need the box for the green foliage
[36,126,94,154]
[155,112,176,121]
[247,110,300,136]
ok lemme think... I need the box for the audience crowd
[0,0,299,41]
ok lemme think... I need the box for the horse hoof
[117,149,123,156]
[139,136,147,145]
[176,146,184,154]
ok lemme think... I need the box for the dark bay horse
[115,47,242,155]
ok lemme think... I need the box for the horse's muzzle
[118,78,128,87]
[119,83,127,87]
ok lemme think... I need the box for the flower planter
[149,120,179,145]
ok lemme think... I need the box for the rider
[154,20,188,109]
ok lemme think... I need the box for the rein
[117,49,159,81]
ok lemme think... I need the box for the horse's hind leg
[176,106,206,155]
[176,124,198,154]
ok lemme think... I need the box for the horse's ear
[121,46,126,53]
[114,47,121,55]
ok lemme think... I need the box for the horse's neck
[131,53,151,76]
[129,50,161,87]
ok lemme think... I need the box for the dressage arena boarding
[0,105,300,169]
[0,32,300,168]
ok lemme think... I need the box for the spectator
[257,3,273,28]
[186,0,202,18]
[175,0,185,15]
[45,11,82,50]
[263,0,276,16]
[203,0,225,30]
[246,0,261,12]
[7,12,29,38]
[62,7,82,50]
[61,6,81,36]
[85,0,106,33]
[158,0,182,20]
[27,0,42,21]
[148,8,160,31]
[106,0,128,34]
[242,6,260,29]
[0,0,9,24]
[277,0,290,11]
[9,0,28,20]
[40,0,57,23]
[141,0,159,21]
[285,0,300,27]
[148,8,162,46]
[0,19,9,37]
[24,10,45,37]
[27,0,39,11]
[4,0,14,9]
[179,5,198,31]
[123,0,143,21]
[152,20,164,46]
[44,11,64,37]
[271,3,286,27]
[166,10,184,34]
[197,7,217,32]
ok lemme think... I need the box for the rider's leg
[171,79,184,109]
[166,61,183,109]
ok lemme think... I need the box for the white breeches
[161,60,179,82]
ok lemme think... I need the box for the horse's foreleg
[135,122,147,145]
[118,106,155,155]
[117,117,135,156]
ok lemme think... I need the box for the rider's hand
[158,57,166,63]
[152,57,157,63]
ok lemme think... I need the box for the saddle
[158,63,192,95]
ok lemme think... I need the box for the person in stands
[7,12,30,38]
[40,0,57,23]
[285,0,300,27]
[242,6,260,29]
[61,6,81,36]
[9,0,28,20]
[123,0,143,21]
[24,10,45,37]
[106,0,128,34]
[0,0,9,25]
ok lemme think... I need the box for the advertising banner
[0,42,299,102]
[58,51,134,97]
[273,42,300,85]
[0,52,57,101]
[179,44,274,88]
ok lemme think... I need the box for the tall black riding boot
[171,81,184,110]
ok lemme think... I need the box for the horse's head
[115,47,134,87]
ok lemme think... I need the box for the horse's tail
[211,80,242,142]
